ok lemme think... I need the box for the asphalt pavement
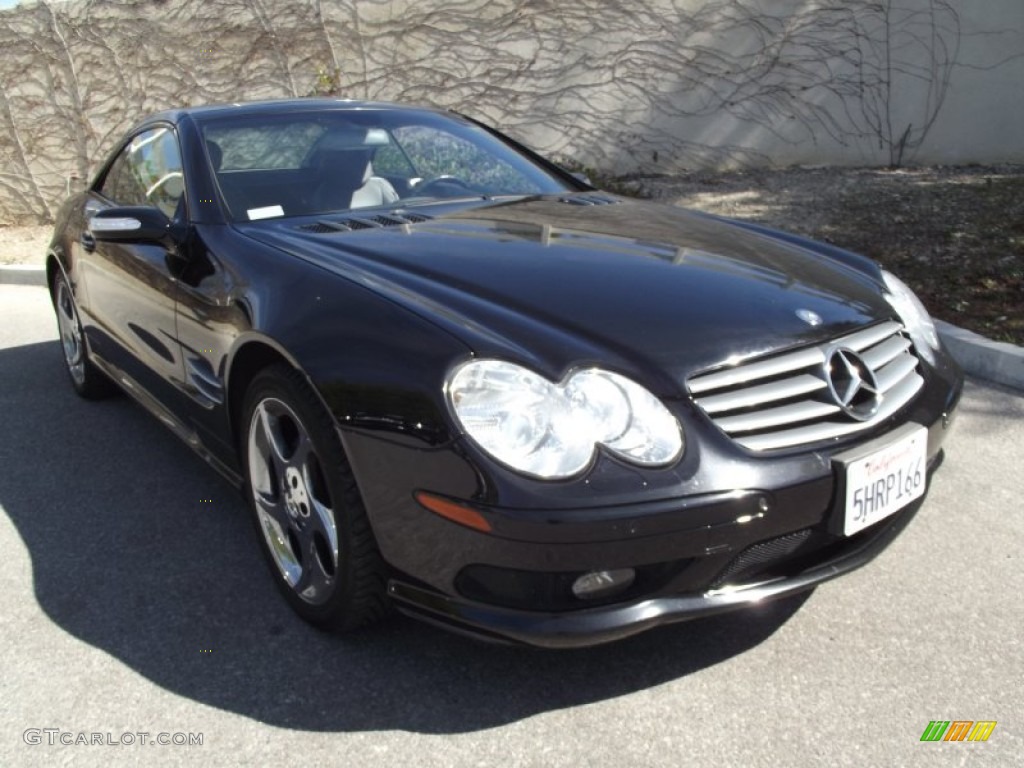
[1,283,1021,767]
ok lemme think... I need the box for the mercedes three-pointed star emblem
[823,347,882,421]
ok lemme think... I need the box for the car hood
[238,196,895,394]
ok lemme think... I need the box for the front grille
[688,321,923,451]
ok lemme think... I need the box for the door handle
[80,232,96,252]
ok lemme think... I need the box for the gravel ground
[1,225,49,267]
[5,165,1022,343]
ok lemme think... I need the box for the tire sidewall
[239,365,369,628]
[52,270,111,398]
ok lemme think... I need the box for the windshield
[199,109,574,222]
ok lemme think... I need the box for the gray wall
[1,0,1022,224]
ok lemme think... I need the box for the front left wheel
[52,270,115,399]
[240,364,389,631]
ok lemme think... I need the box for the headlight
[446,360,684,479]
[882,270,940,363]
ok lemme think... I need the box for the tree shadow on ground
[0,338,808,733]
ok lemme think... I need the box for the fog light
[571,568,636,600]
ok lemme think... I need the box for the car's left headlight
[882,270,940,363]
[446,360,684,479]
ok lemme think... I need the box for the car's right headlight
[882,270,940,363]
[446,360,684,479]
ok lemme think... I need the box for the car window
[98,126,185,219]
[205,123,326,170]
[197,110,572,221]
[100,151,142,207]
[370,142,416,177]
[390,126,531,191]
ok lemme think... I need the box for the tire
[240,363,389,631]
[52,270,116,399]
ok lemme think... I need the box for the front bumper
[388,490,925,648]
[342,363,959,648]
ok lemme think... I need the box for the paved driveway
[1,284,1021,767]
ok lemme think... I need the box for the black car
[46,99,962,647]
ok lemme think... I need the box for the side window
[98,127,185,218]
[99,150,146,206]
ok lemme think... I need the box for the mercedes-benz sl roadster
[46,99,962,647]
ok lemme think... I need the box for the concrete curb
[0,264,47,288]
[2,263,1022,391]
[935,320,1024,392]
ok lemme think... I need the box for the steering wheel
[412,175,478,198]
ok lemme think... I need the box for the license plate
[837,424,928,537]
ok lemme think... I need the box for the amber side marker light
[414,491,492,533]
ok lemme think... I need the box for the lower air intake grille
[688,321,923,451]
[709,529,812,589]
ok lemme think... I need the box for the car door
[77,125,186,409]
[170,228,252,474]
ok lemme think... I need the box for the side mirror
[89,206,171,243]
[570,171,593,187]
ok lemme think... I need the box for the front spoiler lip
[387,496,921,649]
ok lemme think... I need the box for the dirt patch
[1,225,50,267]
[5,166,1022,344]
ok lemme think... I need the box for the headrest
[315,126,391,151]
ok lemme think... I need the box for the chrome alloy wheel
[55,276,85,386]
[247,397,340,604]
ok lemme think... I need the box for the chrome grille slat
[697,373,826,414]
[688,346,824,394]
[874,353,919,394]
[716,399,842,434]
[735,373,924,451]
[834,320,903,351]
[861,334,912,370]
[687,321,923,451]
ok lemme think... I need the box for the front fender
[230,250,473,449]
